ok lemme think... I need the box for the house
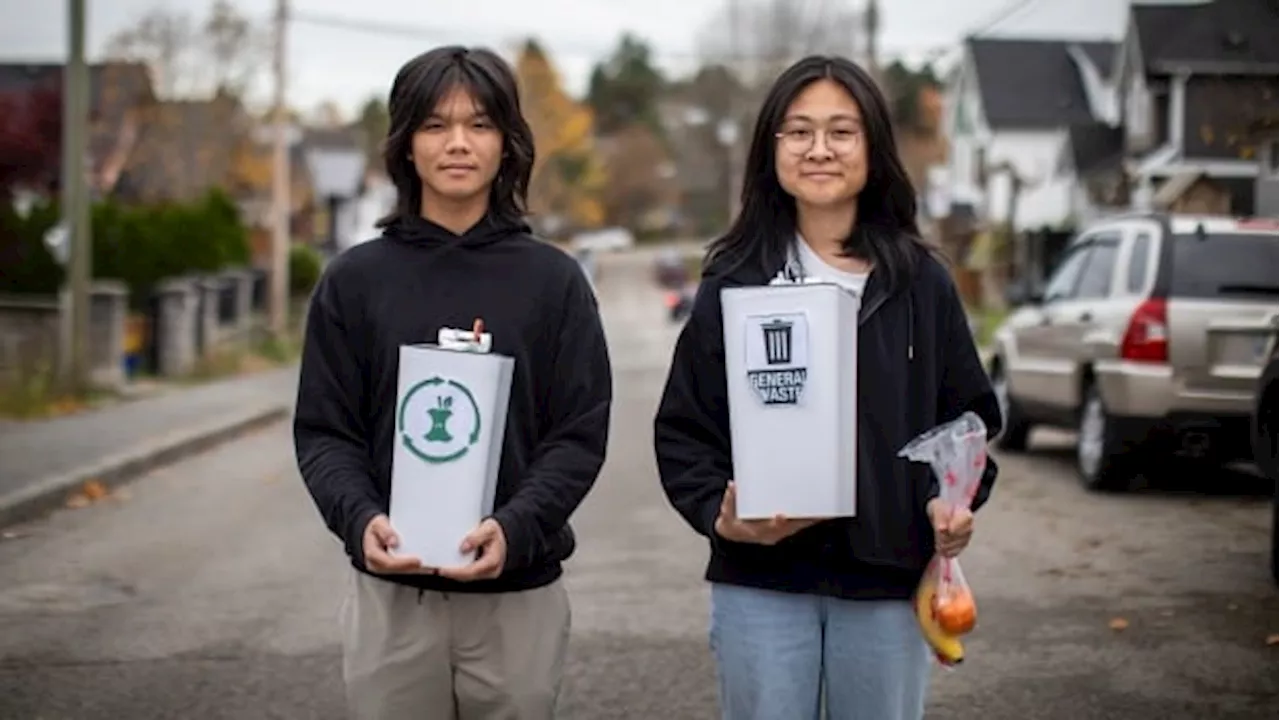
[113,90,253,204]
[0,61,155,198]
[234,121,382,265]
[296,126,372,254]
[1112,0,1278,216]
[942,37,1116,233]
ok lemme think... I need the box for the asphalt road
[0,248,1275,720]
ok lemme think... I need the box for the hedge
[289,244,322,298]
[0,188,252,306]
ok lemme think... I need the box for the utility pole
[864,0,880,85]
[725,0,742,224]
[62,0,91,391]
[269,0,291,337]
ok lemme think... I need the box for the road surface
[0,248,1275,719]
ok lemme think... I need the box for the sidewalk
[0,366,298,528]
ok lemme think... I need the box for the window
[1074,238,1120,299]
[1170,231,1279,299]
[1042,243,1093,302]
[1126,232,1152,293]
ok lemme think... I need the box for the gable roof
[967,38,1116,129]
[1132,0,1278,75]
[1062,122,1125,175]
[114,95,247,202]
[0,62,154,114]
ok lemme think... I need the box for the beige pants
[340,570,571,720]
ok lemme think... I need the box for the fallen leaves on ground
[1109,617,1130,632]
[65,479,117,509]
[43,397,89,418]
[82,479,109,500]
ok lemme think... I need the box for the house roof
[0,62,154,114]
[967,38,1115,129]
[113,95,248,202]
[1063,122,1125,175]
[1132,0,1278,74]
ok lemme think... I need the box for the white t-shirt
[793,235,869,296]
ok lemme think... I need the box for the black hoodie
[293,214,612,593]
[653,244,1002,601]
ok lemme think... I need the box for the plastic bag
[898,411,989,667]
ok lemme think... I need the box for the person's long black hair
[377,46,536,227]
[705,55,928,294]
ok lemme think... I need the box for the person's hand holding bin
[714,481,824,545]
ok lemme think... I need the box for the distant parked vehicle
[571,227,635,253]
[990,213,1279,490]
[653,248,690,290]
[664,284,696,324]
[575,248,598,290]
[1249,344,1277,578]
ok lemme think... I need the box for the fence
[0,267,272,390]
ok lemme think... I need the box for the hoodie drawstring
[907,293,915,362]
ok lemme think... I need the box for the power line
[288,9,952,66]
[965,0,1043,38]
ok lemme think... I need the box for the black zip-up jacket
[293,214,612,593]
[653,244,1002,600]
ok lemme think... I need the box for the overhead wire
[286,7,953,66]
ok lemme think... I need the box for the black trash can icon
[761,319,793,365]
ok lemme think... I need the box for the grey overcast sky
[0,0,1133,117]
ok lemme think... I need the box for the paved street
[0,248,1275,719]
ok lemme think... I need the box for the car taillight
[1120,297,1169,363]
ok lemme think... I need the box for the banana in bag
[898,411,989,668]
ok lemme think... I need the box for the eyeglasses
[774,127,863,156]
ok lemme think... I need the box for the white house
[942,36,1117,232]
[1058,0,1278,219]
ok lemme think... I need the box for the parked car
[571,227,635,253]
[1249,344,1277,578]
[990,213,1279,490]
[653,248,691,290]
[574,248,598,289]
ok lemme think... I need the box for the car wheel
[1076,384,1132,491]
[1249,356,1277,579]
[1271,489,1277,581]
[1254,374,1278,483]
[990,360,1030,451]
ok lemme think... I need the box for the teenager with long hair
[294,46,612,719]
[653,55,1002,720]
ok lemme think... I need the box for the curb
[0,402,290,530]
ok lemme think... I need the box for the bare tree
[104,1,267,100]
[691,0,862,218]
[203,0,268,97]
[103,7,196,98]
[696,0,863,94]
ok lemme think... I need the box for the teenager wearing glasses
[653,55,1002,720]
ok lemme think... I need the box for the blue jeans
[709,583,931,720]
